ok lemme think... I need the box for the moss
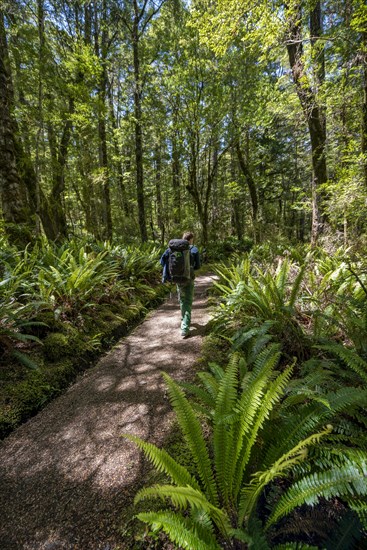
[31,310,65,336]
[43,332,70,361]
[195,332,230,371]
[0,282,169,439]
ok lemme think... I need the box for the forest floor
[0,274,216,550]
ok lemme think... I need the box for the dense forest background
[2,2,367,547]
[1,0,366,249]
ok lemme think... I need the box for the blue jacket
[160,245,200,283]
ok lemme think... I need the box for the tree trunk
[286,2,327,243]
[236,143,259,242]
[47,98,73,241]
[172,125,181,225]
[310,176,319,247]
[108,89,129,216]
[187,135,228,246]
[362,30,367,188]
[230,149,243,240]
[132,13,147,242]
[187,139,207,243]
[0,12,32,245]
[35,0,45,236]
[155,145,165,244]
[97,0,113,241]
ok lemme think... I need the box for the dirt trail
[0,274,215,550]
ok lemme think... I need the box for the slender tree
[0,11,32,245]
[119,0,167,242]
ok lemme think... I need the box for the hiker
[160,231,201,338]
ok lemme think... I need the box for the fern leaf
[288,262,307,308]
[135,485,231,536]
[239,426,333,523]
[275,258,290,297]
[233,365,293,498]
[251,343,281,379]
[325,510,364,550]
[346,497,367,530]
[136,510,222,550]
[197,372,220,400]
[123,434,200,490]
[247,514,271,549]
[162,373,218,505]
[267,460,367,528]
[213,353,239,504]
[208,362,225,380]
[273,545,318,550]
[11,350,39,370]
[179,382,215,409]
[262,402,330,468]
[316,343,367,383]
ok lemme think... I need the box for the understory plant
[213,257,309,359]
[0,238,165,435]
[126,343,367,549]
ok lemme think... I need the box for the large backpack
[168,239,191,283]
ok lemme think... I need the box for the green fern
[135,485,231,536]
[136,510,222,550]
[239,426,333,522]
[316,342,367,383]
[233,365,294,498]
[213,353,240,504]
[273,545,318,549]
[325,510,364,549]
[123,434,200,490]
[162,372,219,505]
[267,457,367,528]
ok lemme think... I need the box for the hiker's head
[182,231,194,244]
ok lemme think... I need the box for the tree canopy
[0,0,366,246]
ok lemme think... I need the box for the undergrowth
[128,244,367,549]
[0,239,168,438]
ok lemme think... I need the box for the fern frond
[273,545,318,550]
[251,343,282,379]
[230,347,282,494]
[136,510,222,550]
[288,262,307,308]
[246,335,274,367]
[179,382,215,409]
[190,508,217,544]
[247,514,271,550]
[213,353,239,504]
[123,434,200,490]
[197,372,220,400]
[316,343,367,383]
[262,402,331,468]
[346,497,367,529]
[11,350,39,370]
[135,485,231,536]
[208,362,225,380]
[325,510,364,549]
[233,365,293,498]
[267,459,367,528]
[239,426,333,523]
[275,259,290,297]
[162,373,218,505]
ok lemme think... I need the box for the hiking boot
[181,331,189,339]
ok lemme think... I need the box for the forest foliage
[1,0,367,547]
[0,0,366,247]
[131,245,367,549]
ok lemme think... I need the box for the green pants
[177,280,195,334]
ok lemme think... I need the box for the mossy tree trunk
[0,11,33,246]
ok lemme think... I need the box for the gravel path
[0,274,215,550]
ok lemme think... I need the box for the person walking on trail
[160,231,201,338]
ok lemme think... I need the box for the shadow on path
[0,274,216,549]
